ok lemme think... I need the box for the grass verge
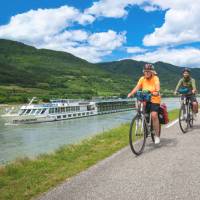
[0,109,179,200]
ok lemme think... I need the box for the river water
[0,98,182,165]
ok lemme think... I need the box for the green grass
[168,109,179,121]
[0,109,179,200]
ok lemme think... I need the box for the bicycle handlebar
[178,87,193,95]
[135,90,152,102]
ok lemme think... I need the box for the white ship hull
[1,98,135,125]
[2,111,98,124]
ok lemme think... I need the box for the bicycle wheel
[189,103,194,128]
[129,114,147,155]
[179,104,188,133]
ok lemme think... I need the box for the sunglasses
[143,70,152,73]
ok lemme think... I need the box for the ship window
[57,116,61,119]
[36,109,42,114]
[20,109,26,115]
[26,109,31,114]
[63,115,66,118]
[71,107,76,112]
[61,107,65,113]
[41,108,47,114]
[55,108,58,113]
[87,105,91,111]
[78,113,81,116]
[86,112,89,115]
[68,114,72,117]
[49,108,54,114]
[82,113,85,116]
[73,114,76,117]
[58,108,61,113]
[30,109,36,114]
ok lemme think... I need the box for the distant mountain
[0,39,132,103]
[0,39,199,103]
[98,60,200,91]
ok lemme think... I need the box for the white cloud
[143,1,200,46]
[127,46,147,53]
[85,0,148,18]
[86,0,200,47]
[130,47,200,68]
[36,30,126,63]
[141,5,161,12]
[0,6,94,44]
[63,46,111,63]
[88,30,126,50]
[1,0,199,65]
[0,6,126,62]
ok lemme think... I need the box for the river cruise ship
[1,98,135,124]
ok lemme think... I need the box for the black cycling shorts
[146,102,160,113]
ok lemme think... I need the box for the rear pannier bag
[159,103,169,124]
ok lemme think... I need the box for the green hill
[98,60,200,94]
[0,39,199,103]
[0,39,132,103]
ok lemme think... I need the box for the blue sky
[0,0,200,67]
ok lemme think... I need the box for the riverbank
[0,104,12,108]
[0,109,179,200]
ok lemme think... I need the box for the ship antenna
[28,97,36,105]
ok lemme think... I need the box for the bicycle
[178,89,194,133]
[129,91,160,155]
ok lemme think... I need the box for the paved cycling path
[38,114,200,200]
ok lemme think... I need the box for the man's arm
[192,79,197,93]
[174,79,182,94]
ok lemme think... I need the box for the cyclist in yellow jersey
[128,63,161,144]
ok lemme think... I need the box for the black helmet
[182,67,191,74]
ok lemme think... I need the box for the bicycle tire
[189,103,194,128]
[129,114,147,155]
[179,104,188,133]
